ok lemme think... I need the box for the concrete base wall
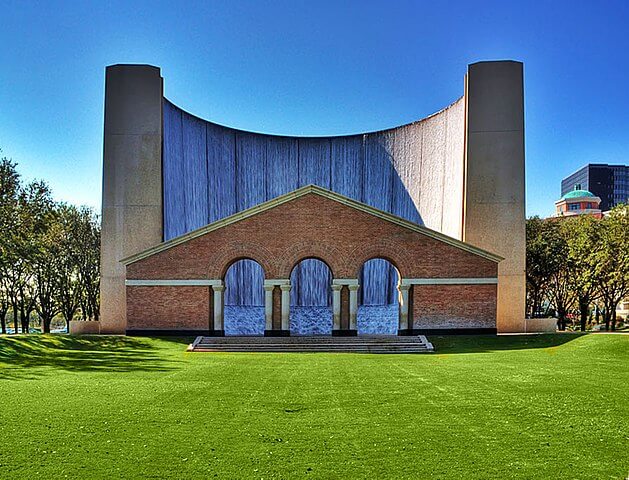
[525,318,557,333]
[69,321,101,335]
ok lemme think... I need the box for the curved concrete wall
[162,97,465,306]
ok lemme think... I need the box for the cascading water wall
[162,98,465,307]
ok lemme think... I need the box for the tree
[0,283,8,334]
[594,205,629,331]
[0,154,21,333]
[526,217,555,318]
[33,208,63,333]
[564,215,600,331]
[13,180,55,333]
[544,220,575,330]
[74,207,100,322]
[0,150,101,334]
[54,204,100,330]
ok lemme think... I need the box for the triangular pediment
[121,185,502,265]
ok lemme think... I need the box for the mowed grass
[0,334,627,479]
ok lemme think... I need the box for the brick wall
[127,286,210,331]
[412,284,497,329]
[126,192,498,332]
[127,194,497,280]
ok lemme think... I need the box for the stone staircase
[188,335,434,353]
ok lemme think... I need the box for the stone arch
[223,257,266,335]
[207,242,276,279]
[357,256,401,335]
[277,240,346,278]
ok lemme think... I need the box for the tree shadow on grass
[0,335,180,380]
[429,333,587,354]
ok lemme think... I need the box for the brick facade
[127,286,210,331]
[125,188,499,334]
[412,284,498,331]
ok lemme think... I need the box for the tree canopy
[0,152,100,334]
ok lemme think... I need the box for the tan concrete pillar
[212,285,225,335]
[398,284,411,334]
[280,284,291,332]
[464,60,526,333]
[101,65,163,334]
[264,285,274,332]
[332,284,342,331]
[348,284,359,332]
[332,279,358,336]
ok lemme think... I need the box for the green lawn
[0,334,627,479]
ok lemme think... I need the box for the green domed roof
[561,189,596,200]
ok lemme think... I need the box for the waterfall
[163,100,424,307]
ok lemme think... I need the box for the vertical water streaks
[225,259,264,322]
[290,258,333,334]
[330,135,363,201]
[206,123,236,223]
[361,132,395,305]
[441,98,466,239]
[390,123,423,303]
[294,138,333,306]
[182,112,208,232]
[163,101,186,239]
[266,137,298,199]
[231,133,267,305]
[419,112,447,232]
[162,100,468,308]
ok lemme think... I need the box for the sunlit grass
[0,334,627,478]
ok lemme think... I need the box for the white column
[213,284,225,332]
[264,285,274,331]
[332,284,342,331]
[280,284,291,331]
[348,284,359,331]
[398,284,410,332]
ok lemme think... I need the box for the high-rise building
[561,164,629,211]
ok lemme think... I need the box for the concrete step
[188,335,434,353]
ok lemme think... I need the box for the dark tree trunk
[0,313,6,334]
[20,306,27,333]
[557,307,567,331]
[579,299,589,332]
[611,309,617,332]
[12,307,18,334]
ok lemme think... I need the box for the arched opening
[223,258,265,336]
[358,258,400,335]
[289,258,333,335]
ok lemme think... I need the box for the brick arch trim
[277,240,346,278]
[344,241,415,278]
[207,242,278,278]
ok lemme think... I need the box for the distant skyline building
[554,187,602,218]
[561,164,629,211]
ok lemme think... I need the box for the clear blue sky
[1,0,628,217]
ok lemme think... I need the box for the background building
[561,164,629,211]
[554,188,602,218]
